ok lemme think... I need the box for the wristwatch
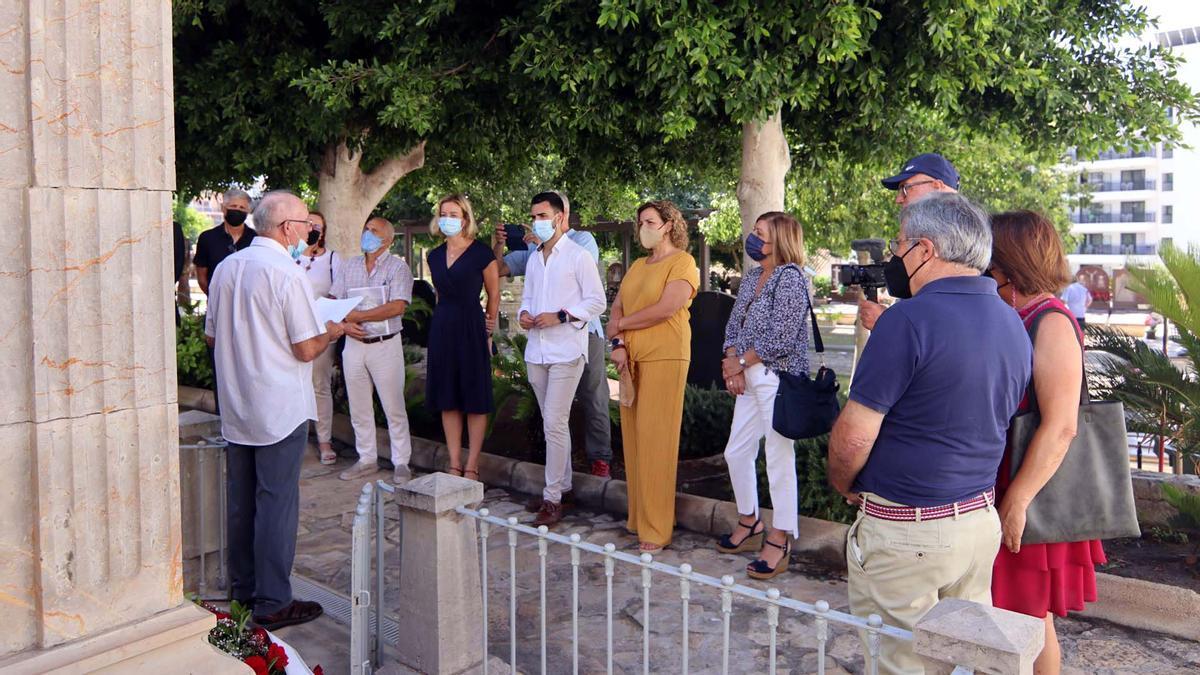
[738,356,747,368]
[557,309,569,323]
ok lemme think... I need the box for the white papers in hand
[315,296,363,324]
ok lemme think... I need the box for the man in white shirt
[1061,273,1093,329]
[205,191,344,630]
[519,192,607,527]
[330,216,415,483]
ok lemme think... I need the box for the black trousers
[226,422,307,615]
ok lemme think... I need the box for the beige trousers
[527,357,585,504]
[310,341,336,443]
[846,492,1002,675]
[343,336,412,467]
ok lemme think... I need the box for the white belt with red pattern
[860,488,996,523]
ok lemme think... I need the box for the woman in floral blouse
[715,211,811,580]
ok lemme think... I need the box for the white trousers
[723,363,799,537]
[527,357,585,504]
[310,341,336,443]
[343,336,412,467]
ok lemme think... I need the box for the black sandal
[716,517,764,553]
[747,537,791,580]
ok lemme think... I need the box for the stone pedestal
[913,598,1045,675]
[0,0,242,671]
[392,473,485,674]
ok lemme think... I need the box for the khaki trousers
[343,336,412,467]
[846,492,1002,675]
[310,341,336,443]
[527,357,585,504]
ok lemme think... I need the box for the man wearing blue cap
[860,153,960,330]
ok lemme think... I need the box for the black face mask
[982,268,1011,292]
[307,230,321,246]
[225,210,248,226]
[883,241,930,299]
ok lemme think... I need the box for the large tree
[508,0,1195,235]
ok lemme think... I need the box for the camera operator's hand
[858,300,886,331]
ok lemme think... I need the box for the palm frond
[1127,244,1200,335]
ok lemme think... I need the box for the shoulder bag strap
[767,265,824,364]
[1024,304,1088,415]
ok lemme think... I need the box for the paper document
[348,286,390,337]
[315,296,362,324]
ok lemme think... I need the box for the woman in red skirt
[986,211,1106,675]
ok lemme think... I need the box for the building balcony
[1085,180,1157,192]
[1067,147,1158,162]
[1071,212,1157,224]
[1074,244,1159,256]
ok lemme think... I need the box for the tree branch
[361,140,427,202]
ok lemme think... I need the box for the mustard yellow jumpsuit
[617,252,700,547]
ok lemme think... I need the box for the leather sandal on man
[253,599,324,631]
[526,490,574,513]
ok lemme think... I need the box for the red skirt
[992,454,1107,618]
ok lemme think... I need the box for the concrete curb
[178,384,1197,641]
[1080,572,1200,642]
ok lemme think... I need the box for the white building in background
[1065,12,1200,308]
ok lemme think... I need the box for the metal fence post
[350,484,374,675]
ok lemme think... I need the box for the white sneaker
[392,465,413,485]
[339,461,380,481]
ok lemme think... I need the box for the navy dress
[426,239,495,414]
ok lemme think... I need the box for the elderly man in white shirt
[518,192,607,528]
[205,190,344,630]
[330,216,416,483]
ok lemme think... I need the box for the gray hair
[899,193,992,271]
[223,187,251,205]
[251,190,299,235]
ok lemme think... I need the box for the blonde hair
[430,193,477,238]
[636,200,688,250]
[756,211,806,267]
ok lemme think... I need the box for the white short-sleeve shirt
[205,237,324,445]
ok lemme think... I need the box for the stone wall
[1132,471,1200,529]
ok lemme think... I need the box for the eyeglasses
[898,180,936,198]
[887,237,921,256]
[280,219,315,229]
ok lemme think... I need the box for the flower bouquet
[195,599,322,675]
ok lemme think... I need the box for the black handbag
[769,269,840,439]
[1008,307,1141,544]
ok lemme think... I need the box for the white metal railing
[180,438,228,600]
[458,505,911,675]
[350,485,986,674]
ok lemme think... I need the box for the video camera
[835,238,887,302]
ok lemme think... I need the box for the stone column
[0,1,243,671]
[913,598,1046,675]
[392,473,485,674]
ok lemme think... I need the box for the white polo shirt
[519,235,607,365]
[205,237,324,445]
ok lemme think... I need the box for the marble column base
[0,603,250,674]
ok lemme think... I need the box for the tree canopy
[173,0,1194,249]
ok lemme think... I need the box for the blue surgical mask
[438,217,463,237]
[532,219,556,243]
[361,230,384,254]
[745,233,768,262]
[288,242,304,260]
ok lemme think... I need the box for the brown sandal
[447,467,464,477]
[464,468,480,481]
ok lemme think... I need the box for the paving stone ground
[288,445,1200,675]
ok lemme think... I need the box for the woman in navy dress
[425,193,500,480]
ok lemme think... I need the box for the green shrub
[754,435,857,525]
[177,312,213,389]
[678,385,735,460]
[811,275,833,300]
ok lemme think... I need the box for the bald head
[252,191,307,235]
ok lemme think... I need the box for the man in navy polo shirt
[828,193,1031,675]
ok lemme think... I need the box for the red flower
[215,612,231,621]
[243,655,269,675]
[313,667,324,675]
[267,643,289,670]
[252,627,269,643]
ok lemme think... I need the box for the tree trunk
[735,111,791,261]
[316,139,426,255]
